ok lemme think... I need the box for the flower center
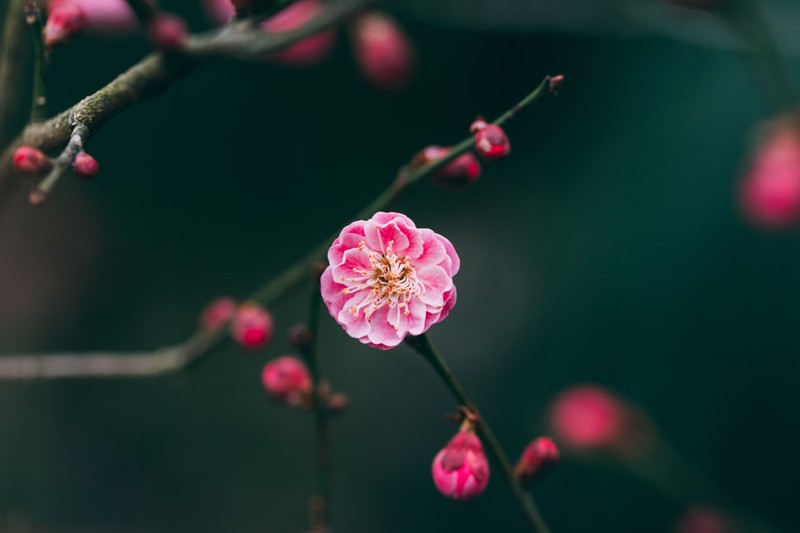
[341,239,424,323]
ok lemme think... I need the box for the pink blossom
[203,0,335,66]
[46,0,137,43]
[351,11,415,91]
[320,212,459,350]
[261,356,313,408]
[548,385,626,451]
[740,121,800,229]
[230,302,274,349]
[431,428,489,500]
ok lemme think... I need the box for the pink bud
[740,121,800,229]
[431,427,490,500]
[351,11,415,91]
[199,297,238,331]
[73,152,99,180]
[203,0,234,25]
[473,123,511,161]
[230,303,274,349]
[261,355,313,408]
[514,437,559,486]
[13,146,49,174]
[674,507,734,533]
[549,74,565,93]
[43,2,87,47]
[428,148,482,189]
[549,385,627,451]
[262,0,335,66]
[147,13,187,50]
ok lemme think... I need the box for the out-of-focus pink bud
[43,2,87,47]
[73,152,99,180]
[549,385,628,452]
[13,146,50,174]
[199,297,238,331]
[230,302,274,349]
[203,0,235,25]
[472,121,511,161]
[261,355,313,408]
[418,145,483,188]
[262,0,336,66]
[431,424,490,500]
[549,74,565,93]
[740,120,800,229]
[351,11,415,91]
[514,437,559,486]
[674,507,734,533]
[147,13,187,50]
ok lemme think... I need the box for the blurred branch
[0,0,29,149]
[0,0,368,206]
[405,334,551,533]
[0,76,560,379]
[24,0,47,122]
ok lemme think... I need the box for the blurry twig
[0,0,29,150]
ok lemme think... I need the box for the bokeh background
[0,0,799,531]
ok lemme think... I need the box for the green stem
[299,269,332,532]
[405,334,551,533]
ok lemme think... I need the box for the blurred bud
[13,146,50,174]
[351,11,415,91]
[472,122,511,161]
[549,74,565,93]
[203,0,234,24]
[43,2,87,47]
[262,0,336,66]
[28,189,47,207]
[431,422,490,500]
[674,507,735,533]
[434,152,482,189]
[199,297,238,331]
[147,13,187,50]
[514,437,559,486]
[740,119,800,229]
[230,302,274,349]
[548,384,652,456]
[327,392,349,414]
[288,323,313,350]
[261,355,313,408]
[73,152,99,180]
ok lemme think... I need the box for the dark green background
[0,1,798,531]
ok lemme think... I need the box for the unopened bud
[261,355,313,408]
[199,297,238,331]
[147,13,187,50]
[418,145,482,188]
[262,0,335,66]
[28,189,47,207]
[327,392,349,414]
[230,302,274,349]
[472,121,511,161]
[288,323,313,350]
[73,152,99,180]
[351,11,415,91]
[431,422,490,500]
[13,146,49,174]
[549,74,565,93]
[514,437,559,486]
[43,2,87,47]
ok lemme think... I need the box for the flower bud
[199,297,238,331]
[327,392,349,414]
[351,11,415,91]
[549,385,627,452]
[13,146,50,174]
[740,120,800,229]
[230,302,274,349]
[288,323,313,350]
[674,507,734,533]
[147,13,187,50]
[549,74,565,93]
[43,2,87,47]
[262,0,335,66]
[431,424,490,500]
[471,121,511,161]
[73,152,99,180]
[418,146,482,188]
[514,437,559,486]
[261,355,313,408]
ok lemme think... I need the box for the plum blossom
[321,212,459,350]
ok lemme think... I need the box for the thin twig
[405,334,551,533]
[24,0,47,122]
[0,0,29,149]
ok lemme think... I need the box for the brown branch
[0,0,30,149]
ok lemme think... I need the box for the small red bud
[420,145,483,188]
[261,355,313,408]
[230,303,274,349]
[473,124,511,161]
[73,152,99,180]
[549,74,565,93]
[432,424,490,500]
[199,297,238,331]
[262,0,335,66]
[13,146,49,174]
[549,385,627,451]
[514,437,560,486]
[28,189,47,207]
[351,11,415,91]
[147,13,187,50]
[288,323,313,350]
[43,2,87,47]
[327,392,349,414]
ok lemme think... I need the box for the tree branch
[0,0,30,149]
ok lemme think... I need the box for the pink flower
[321,212,459,350]
[431,427,490,500]
[350,11,415,91]
[230,303,274,349]
[740,120,800,229]
[549,385,627,451]
[45,0,136,45]
[261,356,313,408]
